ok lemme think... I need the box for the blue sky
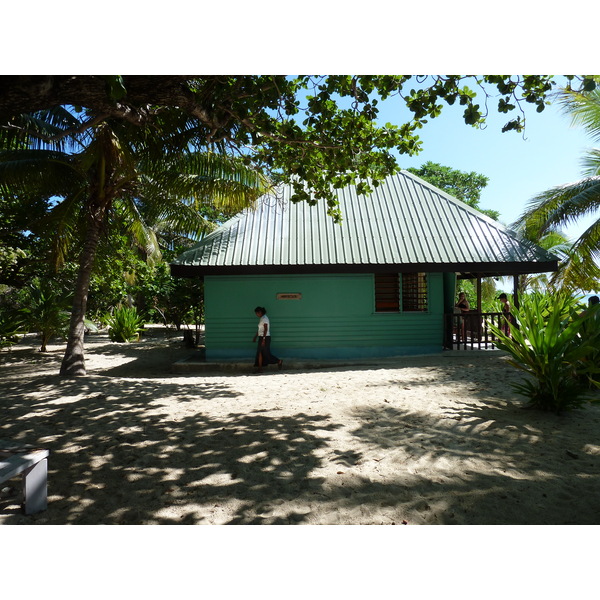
[374,87,595,241]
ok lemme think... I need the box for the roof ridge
[398,169,516,232]
[397,170,557,262]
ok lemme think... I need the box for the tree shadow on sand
[346,399,600,524]
[3,349,600,524]
[1,371,341,524]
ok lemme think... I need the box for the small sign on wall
[276,293,302,300]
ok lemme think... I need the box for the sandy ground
[2,327,600,526]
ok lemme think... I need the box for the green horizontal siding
[204,273,444,360]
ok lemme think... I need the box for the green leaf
[103,76,128,102]
[463,104,481,125]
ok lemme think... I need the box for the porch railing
[444,311,512,350]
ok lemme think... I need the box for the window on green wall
[374,273,428,312]
[374,273,400,312]
[402,272,428,312]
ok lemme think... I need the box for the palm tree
[516,229,573,293]
[514,88,600,292]
[0,108,270,376]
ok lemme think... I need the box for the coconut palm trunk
[60,200,106,376]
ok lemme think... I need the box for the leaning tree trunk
[59,209,104,377]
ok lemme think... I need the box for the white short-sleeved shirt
[257,315,270,337]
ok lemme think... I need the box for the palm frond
[0,108,89,152]
[516,177,600,236]
[167,151,271,192]
[138,151,271,229]
[569,217,600,267]
[538,231,571,255]
[549,248,600,293]
[146,199,218,239]
[43,189,89,268]
[112,195,160,259]
[559,89,600,143]
[580,148,600,177]
[0,148,87,197]
[515,89,600,293]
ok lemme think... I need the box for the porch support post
[476,276,482,312]
[513,274,520,309]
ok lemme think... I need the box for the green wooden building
[171,171,558,360]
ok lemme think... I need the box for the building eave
[170,260,559,279]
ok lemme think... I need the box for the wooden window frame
[374,272,429,313]
[401,272,428,312]
[374,273,400,313]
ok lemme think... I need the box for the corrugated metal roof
[171,171,558,277]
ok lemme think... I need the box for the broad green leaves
[106,306,146,343]
[490,293,600,412]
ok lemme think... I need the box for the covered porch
[444,271,521,350]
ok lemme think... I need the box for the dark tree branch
[0,75,192,119]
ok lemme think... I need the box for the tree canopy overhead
[2,75,598,220]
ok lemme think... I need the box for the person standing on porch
[455,292,470,339]
[498,293,513,336]
[252,306,283,373]
[455,292,470,313]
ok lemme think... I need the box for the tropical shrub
[490,293,600,413]
[0,308,26,349]
[577,301,600,391]
[0,286,24,349]
[21,278,70,351]
[106,306,146,343]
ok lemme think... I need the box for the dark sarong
[254,336,280,367]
